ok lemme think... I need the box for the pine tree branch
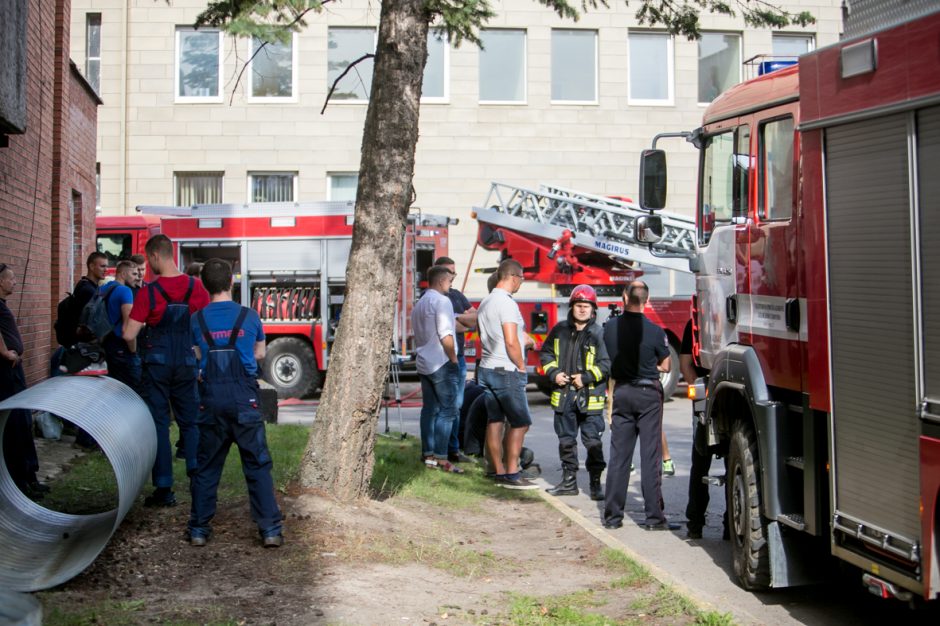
[321,53,376,114]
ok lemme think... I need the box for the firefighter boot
[547,470,579,496]
[588,473,604,501]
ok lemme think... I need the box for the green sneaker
[662,459,676,476]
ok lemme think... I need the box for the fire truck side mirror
[634,215,664,245]
[639,149,667,210]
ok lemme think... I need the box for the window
[772,34,814,60]
[628,32,673,105]
[85,13,101,94]
[760,117,794,220]
[176,28,223,101]
[97,233,132,266]
[175,172,223,206]
[250,172,296,203]
[422,30,448,101]
[699,126,749,244]
[327,27,375,101]
[249,35,296,100]
[328,173,358,202]
[479,29,526,103]
[698,33,740,104]
[551,29,596,103]
[95,162,101,212]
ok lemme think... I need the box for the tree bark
[299,0,430,501]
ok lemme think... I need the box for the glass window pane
[629,33,670,101]
[178,30,220,98]
[698,33,740,103]
[772,35,813,59]
[422,30,446,99]
[251,37,293,98]
[86,14,101,57]
[251,173,295,203]
[176,172,223,205]
[700,131,735,244]
[328,28,375,101]
[551,30,595,101]
[329,173,358,202]
[761,118,794,220]
[479,29,525,102]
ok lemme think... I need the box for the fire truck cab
[96,203,449,399]
[637,5,940,602]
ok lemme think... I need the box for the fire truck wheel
[727,419,771,590]
[263,337,322,399]
[659,344,679,398]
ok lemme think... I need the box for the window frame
[627,30,675,107]
[771,33,815,60]
[174,171,224,206]
[85,13,101,94]
[478,28,528,105]
[327,26,378,104]
[550,28,598,105]
[697,124,750,246]
[175,27,225,104]
[247,171,298,203]
[758,115,796,222]
[697,32,742,106]
[327,172,359,202]
[247,33,299,103]
[421,29,450,104]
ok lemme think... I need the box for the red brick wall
[0,0,98,385]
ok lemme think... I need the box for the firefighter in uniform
[188,258,283,547]
[602,280,678,530]
[540,285,610,500]
[124,235,209,507]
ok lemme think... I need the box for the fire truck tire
[659,344,680,398]
[727,420,771,590]
[263,338,322,399]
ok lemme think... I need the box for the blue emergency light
[758,59,798,75]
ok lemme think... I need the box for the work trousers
[103,335,141,393]
[553,391,606,475]
[189,414,282,538]
[140,362,200,487]
[604,383,665,526]
[0,361,39,490]
[686,419,728,533]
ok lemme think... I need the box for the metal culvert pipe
[0,376,155,592]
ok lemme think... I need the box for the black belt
[624,379,660,387]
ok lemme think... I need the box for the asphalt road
[279,382,940,625]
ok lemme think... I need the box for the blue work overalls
[139,278,200,488]
[188,307,282,540]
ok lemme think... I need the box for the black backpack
[79,282,119,341]
[54,278,97,347]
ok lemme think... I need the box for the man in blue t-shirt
[101,260,141,390]
[187,258,283,548]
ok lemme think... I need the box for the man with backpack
[187,258,283,548]
[55,252,108,349]
[99,260,141,390]
[123,235,209,507]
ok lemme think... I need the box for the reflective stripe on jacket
[539,320,610,414]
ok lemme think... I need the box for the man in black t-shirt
[602,281,677,531]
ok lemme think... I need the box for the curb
[535,485,759,625]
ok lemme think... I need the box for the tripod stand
[382,350,406,439]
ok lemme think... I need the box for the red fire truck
[636,5,940,602]
[96,203,450,399]
[467,182,696,397]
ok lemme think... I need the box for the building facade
[1,0,101,384]
[70,0,841,294]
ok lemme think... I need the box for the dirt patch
[37,485,703,625]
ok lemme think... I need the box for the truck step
[702,475,726,486]
[786,456,805,470]
[777,513,806,531]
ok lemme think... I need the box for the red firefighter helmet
[569,285,597,308]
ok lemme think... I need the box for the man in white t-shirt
[476,259,538,490]
[411,265,464,474]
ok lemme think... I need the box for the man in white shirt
[476,259,538,490]
[411,265,463,473]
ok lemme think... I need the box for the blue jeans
[419,361,460,458]
[478,366,532,428]
[448,355,468,454]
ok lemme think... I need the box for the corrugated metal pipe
[0,376,155,592]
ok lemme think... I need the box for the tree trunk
[299,0,430,501]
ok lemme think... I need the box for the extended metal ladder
[473,182,696,272]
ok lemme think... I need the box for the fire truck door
[738,110,804,391]
[695,123,747,368]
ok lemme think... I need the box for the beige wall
[70,0,842,295]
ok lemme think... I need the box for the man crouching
[187,258,284,548]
